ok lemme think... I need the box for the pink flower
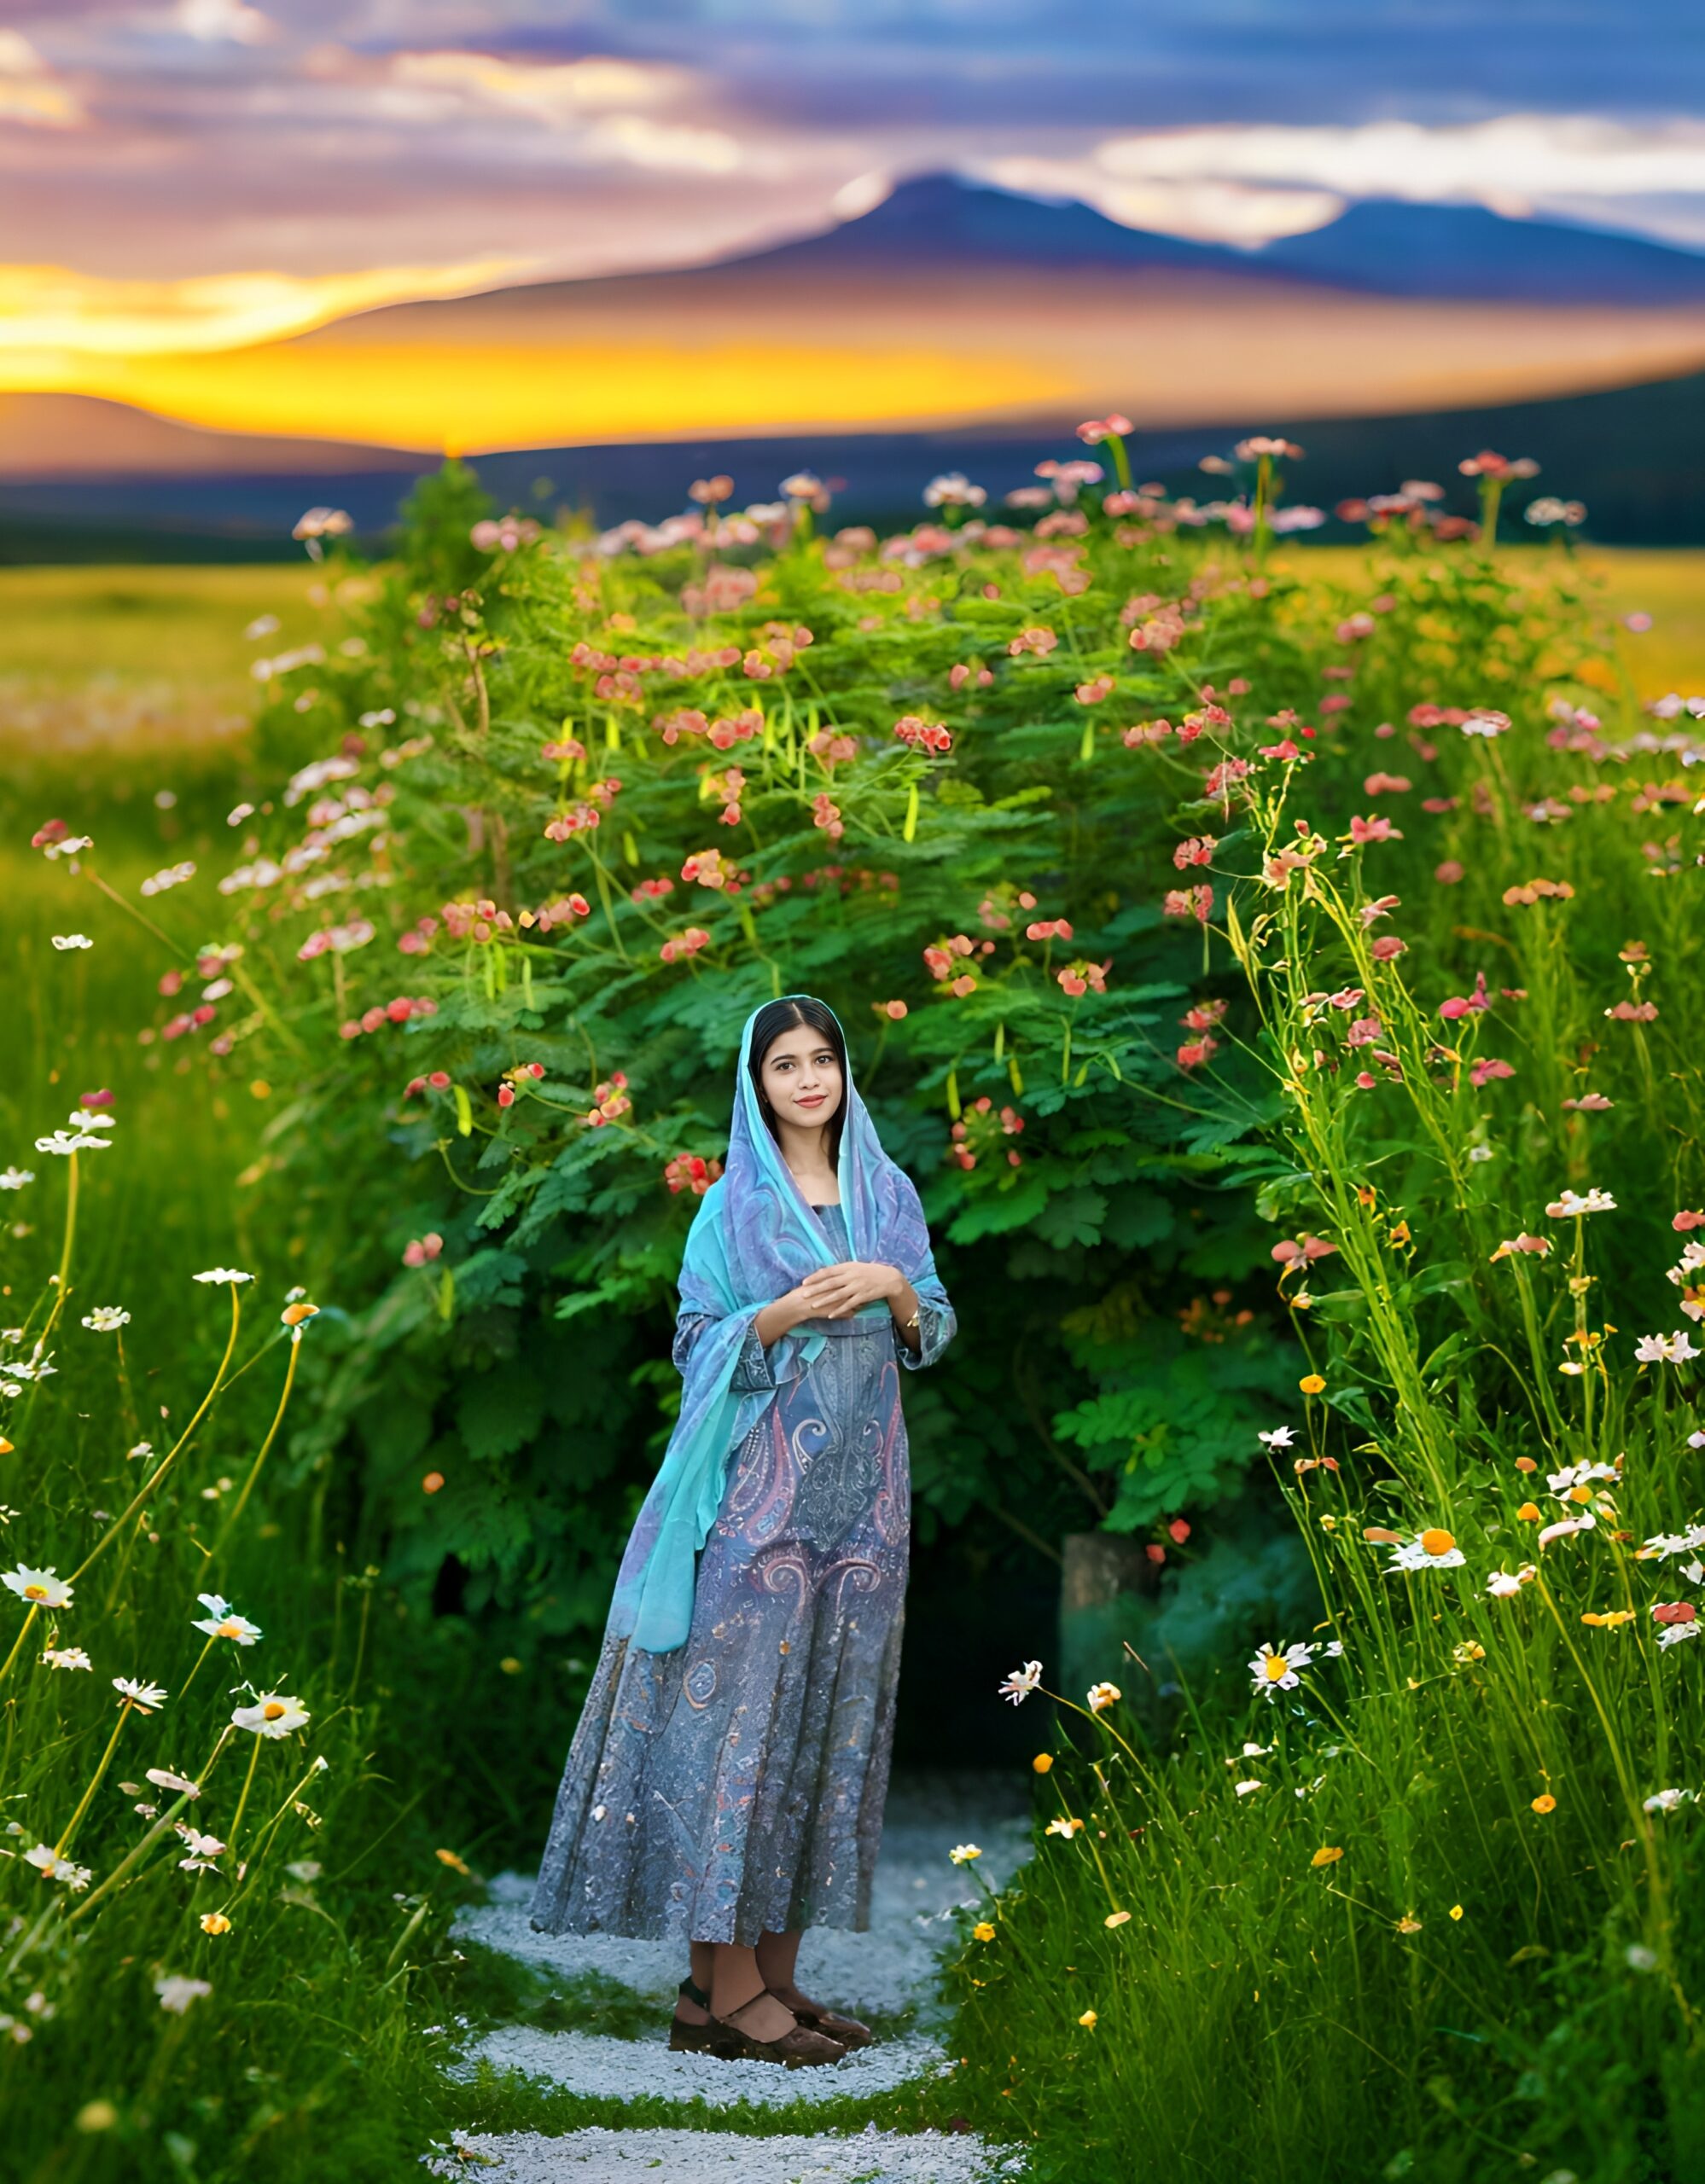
[1173,836,1217,869]
[659,926,712,964]
[893,715,953,753]
[1347,814,1402,845]
[1673,1211,1705,1232]
[1364,773,1411,797]
[1359,895,1400,927]
[402,1234,443,1267]
[1440,974,1492,1021]
[1177,1037,1219,1069]
[1435,860,1465,885]
[1057,959,1110,998]
[1345,1015,1384,1048]
[1271,1235,1337,1265]
[1074,676,1116,705]
[1469,1057,1515,1088]
[1163,886,1213,924]
[1370,935,1406,961]
[1026,918,1074,942]
[875,998,908,1020]
[1007,626,1058,657]
[663,1153,724,1196]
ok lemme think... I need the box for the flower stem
[209,1330,302,1563]
[228,1733,265,1859]
[0,1604,40,1690]
[55,1698,135,1856]
[69,1281,243,1584]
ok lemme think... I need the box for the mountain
[1260,199,1705,305]
[723,171,1273,278]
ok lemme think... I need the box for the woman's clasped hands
[788,1261,903,1321]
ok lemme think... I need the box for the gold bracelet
[902,1307,921,1335]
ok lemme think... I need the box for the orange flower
[1531,1794,1557,1815]
[1311,1845,1344,1867]
[1516,1501,1542,1521]
[1032,1754,1054,1775]
[1300,1374,1326,1395]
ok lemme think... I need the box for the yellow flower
[1449,1904,1464,1920]
[1086,1681,1121,1712]
[1310,1845,1344,1867]
[1516,1501,1542,1521]
[200,1911,231,1936]
[1531,1793,1557,1815]
[1078,2008,1098,2029]
[1045,1816,1085,1838]
[973,1921,996,1943]
[1395,1915,1423,1935]
[435,1847,471,1874]
[1452,1641,1486,1664]
[1580,1611,1634,1629]
[1300,1374,1326,1395]
[1104,1909,1131,1928]
[499,1657,523,1675]
[1032,1753,1054,1774]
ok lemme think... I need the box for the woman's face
[758,1025,844,1136]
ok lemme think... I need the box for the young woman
[529,996,956,2065]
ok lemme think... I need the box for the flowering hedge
[113,441,1629,1740]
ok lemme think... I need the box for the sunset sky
[3,2,1701,451]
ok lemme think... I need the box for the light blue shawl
[607,996,949,1655]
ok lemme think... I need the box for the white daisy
[948,1843,982,1865]
[231,1693,309,1738]
[154,1976,211,2015]
[1249,1641,1313,1698]
[1658,1623,1700,1650]
[65,1111,115,1131]
[1086,1682,1121,1712]
[1636,1331,1700,1364]
[113,1677,167,1712]
[80,1308,131,1333]
[191,1595,262,1646]
[34,1131,109,1156]
[1644,1788,1696,1812]
[175,1826,227,1872]
[1545,1188,1616,1217]
[146,1768,201,1798]
[1045,1816,1084,1838]
[1258,1426,1296,1449]
[0,1170,33,1192]
[41,1647,90,1671]
[24,1844,91,1890]
[49,935,93,951]
[997,1659,1042,1705]
[1486,1568,1534,1598]
[1387,1529,1467,1572]
[3,1567,73,1609]
[194,1268,254,1287]
[1233,1778,1263,1796]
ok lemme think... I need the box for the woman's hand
[794,1261,902,1321]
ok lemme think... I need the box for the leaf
[457,1364,545,1462]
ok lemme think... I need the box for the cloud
[0,31,84,125]
[387,49,744,171]
[978,162,1345,244]
[0,255,529,370]
[173,0,273,44]
[1092,115,1705,208]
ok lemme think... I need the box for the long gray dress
[530,1204,955,1946]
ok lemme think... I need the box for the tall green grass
[947,649,1705,2180]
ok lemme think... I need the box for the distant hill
[1259,199,1705,305]
[3,363,1702,559]
[0,392,421,479]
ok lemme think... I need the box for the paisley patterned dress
[529,1204,955,1946]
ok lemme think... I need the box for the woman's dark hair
[748,996,847,1162]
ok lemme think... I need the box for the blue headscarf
[608,996,949,1655]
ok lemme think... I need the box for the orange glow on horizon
[22,339,1074,451]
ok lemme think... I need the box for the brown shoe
[669,1977,735,2055]
[710,1989,847,2068]
[788,2002,873,2049]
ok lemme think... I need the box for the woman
[530,996,956,2066]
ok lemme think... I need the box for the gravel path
[442,1776,1031,2180]
[427,2123,1032,2183]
